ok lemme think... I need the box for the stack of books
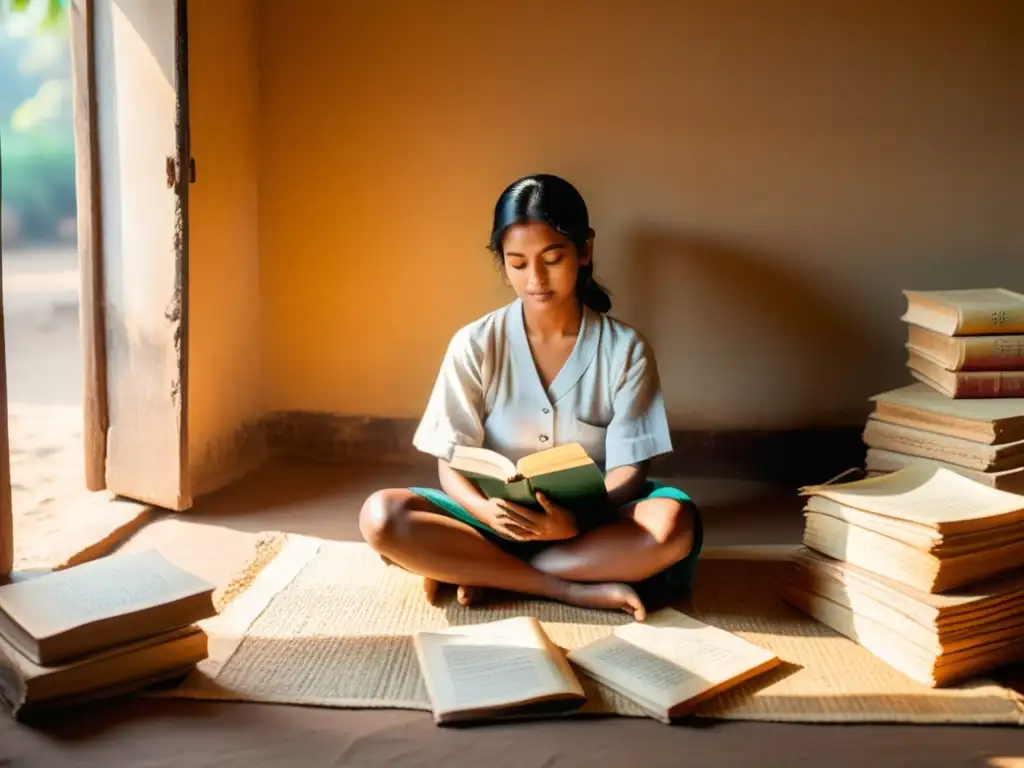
[785,464,1024,687]
[862,288,1024,493]
[901,288,1024,399]
[0,549,217,719]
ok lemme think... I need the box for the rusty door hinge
[165,156,197,187]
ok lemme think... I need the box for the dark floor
[2,460,1021,768]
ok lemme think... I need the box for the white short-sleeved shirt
[412,298,673,472]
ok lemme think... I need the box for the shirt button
[542,408,550,414]
[539,435,549,442]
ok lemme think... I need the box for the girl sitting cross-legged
[359,173,703,621]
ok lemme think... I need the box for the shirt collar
[508,298,601,406]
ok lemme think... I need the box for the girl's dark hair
[488,174,612,314]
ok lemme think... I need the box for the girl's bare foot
[565,582,646,621]
[423,576,442,605]
[456,585,484,606]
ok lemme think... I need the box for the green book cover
[460,464,607,515]
[463,473,536,507]
[525,463,608,512]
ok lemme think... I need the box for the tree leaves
[3,0,66,32]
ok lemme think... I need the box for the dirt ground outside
[2,245,89,568]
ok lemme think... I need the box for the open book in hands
[448,442,607,510]
[412,616,586,725]
[568,608,782,723]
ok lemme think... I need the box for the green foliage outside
[1,126,76,243]
[1,0,75,246]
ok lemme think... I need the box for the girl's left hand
[507,492,579,541]
[492,493,578,541]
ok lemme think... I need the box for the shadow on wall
[622,229,876,431]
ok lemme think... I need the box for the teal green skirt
[408,480,703,606]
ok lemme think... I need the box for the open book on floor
[412,615,587,725]
[448,442,606,509]
[568,608,781,724]
[0,549,218,665]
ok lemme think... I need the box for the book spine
[957,306,1024,335]
[952,371,1024,398]
[960,336,1024,370]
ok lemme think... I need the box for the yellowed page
[864,449,1024,492]
[791,566,1024,654]
[871,382,1024,426]
[863,418,1024,471]
[448,446,518,481]
[0,549,215,639]
[413,616,582,718]
[568,608,778,716]
[801,464,1024,532]
[805,498,1024,555]
[784,587,1024,686]
[806,497,941,549]
[804,513,1024,592]
[516,442,592,477]
[794,548,1024,617]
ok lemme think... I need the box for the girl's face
[501,221,591,312]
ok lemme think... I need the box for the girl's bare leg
[359,489,647,619]
[529,497,695,583]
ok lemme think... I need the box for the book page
[864,419,1013,461]
[569,609,778,712]
[864,449,1024,486]
[794,547,1024,612]
[0,550,215,639]
[800,464,1024,528]
[517,442,591,477]
[414,616,580,716]
[442,645,549,702]
[805,497,941,549]
[449,446,518,481]
[570,635,705,712]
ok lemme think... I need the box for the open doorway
[0,2,89,570]
[1,0,200,578]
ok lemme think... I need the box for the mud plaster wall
[186,0,265,494]
[254,0,1024,431]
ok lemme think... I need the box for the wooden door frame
[0,0,105,579]
[0,201,11,578]
[69,0,192,512]
[69,0,110,495]
[1,0,195,576]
